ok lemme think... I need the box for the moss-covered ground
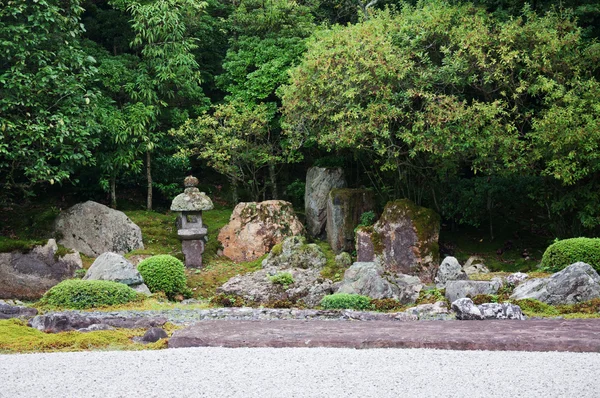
[0,319,175,354]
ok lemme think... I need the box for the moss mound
[39,280,141,309]
[540,238,600,273]
[320,293,371,310]
[137,255,188,299]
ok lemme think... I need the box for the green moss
[54,244,74,261]
[316,240,345,282]
[513,298,560,317]
[0,319,166,353]
[0,237,47,254]
[271,243,283,256]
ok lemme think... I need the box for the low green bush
[39,280,141,309]
[540,238,600,273]
[320,293,371,310]
[137,255,188,299]
[269,272,294,288]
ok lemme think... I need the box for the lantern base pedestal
[182,239,205,268]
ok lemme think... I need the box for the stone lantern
[170,176,214,268]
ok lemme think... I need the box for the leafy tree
[281,1,600,232]
[0,0,100,202]
[173,100,281,202]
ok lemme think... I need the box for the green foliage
[540,238,600,272]
[513,298,560,317]
[39,280,141,309]
[359,211,376,227]
[284,179,305,207]
[320,293,372,310]
[173,100,282,201]
[269,272,294,288]
[137,255,188,299]
[0,0,101,199]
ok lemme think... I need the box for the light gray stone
[435,256,468,288]
[77,324,115,332]
[0,239,82,300]
[445,279,502,303]
[478,303,525,320]
[54,201,144,257]
[463,262,490,276]
[261,236,326,270]
[170,187,214,212]
[510,262,600,305]
[304,167,346,238]
[84,252,143,286]
[335,252,353,269]
[505,272,529,286]
[404,301,451,320]
[452,298,484,320]
[336,262,423,304]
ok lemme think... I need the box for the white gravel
[1,347,599,397]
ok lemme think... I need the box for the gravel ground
[1,347,599,397]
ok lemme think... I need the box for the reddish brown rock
[218,200,305,262]
[168,319,600,352]
[356,199,440,283]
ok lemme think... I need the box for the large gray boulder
[305,167,346,238]
[83,252,150,295]
[510,262,600,305]
[336,262,423,304]
[435,256,468,288]
[54,201,144,257]
[326,189,375,253]
[356,199,440,283]
[0,239,82,300]
[445,279,502,303]
[218,237,334,307]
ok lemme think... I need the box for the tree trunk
[269,163,278,200]
[146,150,152,211]
[231,176,239,204]
[110,175,117,209]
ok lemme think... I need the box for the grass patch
[0,319,169,354]
[0,237,47,254]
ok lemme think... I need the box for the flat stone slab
[169,319,600,352]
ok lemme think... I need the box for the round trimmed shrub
[39,280,140,309]
[540,238,600,273]
[137,255,187,298]
[320,293,372,310]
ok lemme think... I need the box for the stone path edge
[168,319,600,353]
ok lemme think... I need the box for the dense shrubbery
[320,293,371,310]
[137,255,189,299]
[269,272,294,288]
[540,238,600,272]
[39,280,141,309]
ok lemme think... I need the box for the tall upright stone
[326,188,375,254]
[356,199,440,283]
[304,167,346,238]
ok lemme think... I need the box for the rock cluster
[29,312,167,333]
[218,236,335,307]
[336,262,423,304]
[0,239,82,300]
